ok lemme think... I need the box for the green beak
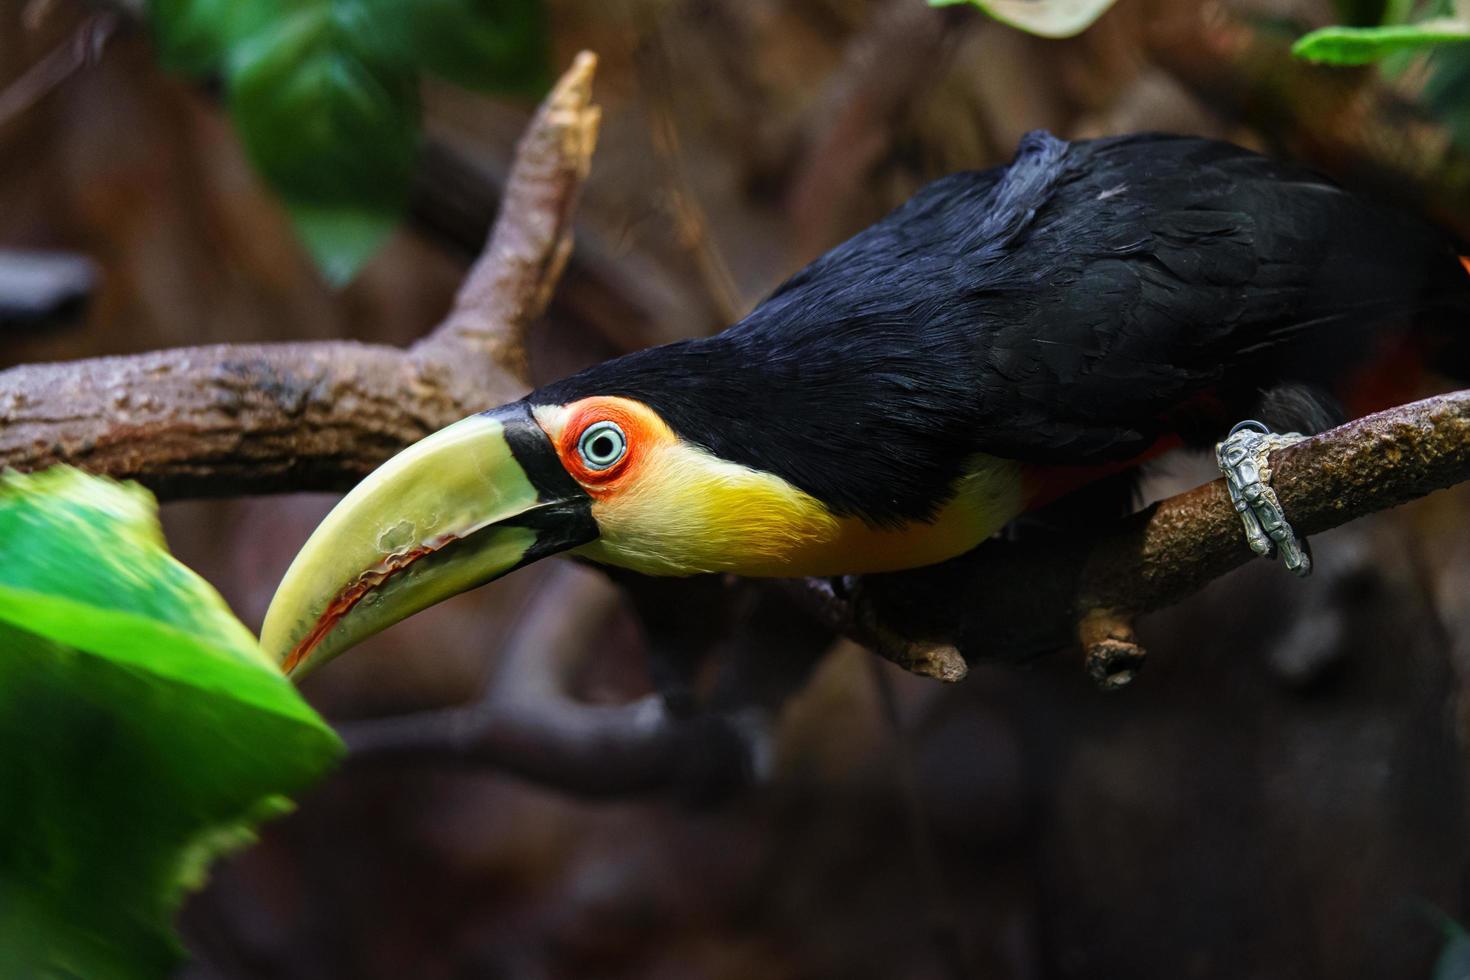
[261,403,596,677]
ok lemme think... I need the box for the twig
[0,12,117,131]
[0,52,602,494]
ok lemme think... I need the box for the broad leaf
[0,468,342,979]
[226,3,420,285]
[1293,18,1470,64]
[928,0,1118,38]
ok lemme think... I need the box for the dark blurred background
[6,0,1470,976]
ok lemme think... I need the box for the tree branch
[814,391,1470,688]
[0,52,601,496]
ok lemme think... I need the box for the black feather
[532,131,1470,527]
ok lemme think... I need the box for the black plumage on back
[533,131,1470,528]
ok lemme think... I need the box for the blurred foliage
[1293,19,1470,63]
[1296,0,1468,63]
[146,0,547,284]
[0,468,342,979]
[1296,0,1470,151]
[927,0,1117,38]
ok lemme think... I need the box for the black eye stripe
[578,421,627,469]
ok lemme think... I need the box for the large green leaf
[1293,18,1470,64]
[928,0,1118,38]
[0,468,342,979]
[225,2,421,285]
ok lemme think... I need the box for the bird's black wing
[957,131,1470,462]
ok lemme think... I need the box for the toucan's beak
[261,403,596,678]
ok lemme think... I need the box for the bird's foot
[1215,420,1311,577]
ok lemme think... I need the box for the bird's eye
[577,420,627,470]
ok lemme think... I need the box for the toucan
[262,131,1470,676]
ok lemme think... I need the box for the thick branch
[0,342,455,497]
[0,53,601,496]
[822,391,1470,685]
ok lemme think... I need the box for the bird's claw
[1215,420,1311,577]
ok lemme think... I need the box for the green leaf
[370,0,549,93]
[928,0,1118,38]
[1292,18,1470,63]
[226,3,421,285]
[0,468,342,979]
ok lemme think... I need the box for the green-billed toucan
[262,131,1470,675]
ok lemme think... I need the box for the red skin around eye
[555,398,658,493]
